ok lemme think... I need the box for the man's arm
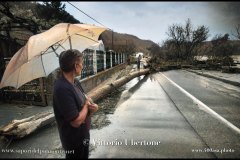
[70,99,90,128]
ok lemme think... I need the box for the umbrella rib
[51,46,60,58]
[50,35,68,53]
[55,41,67,51]
[51,41,67,57]
[67,24,72,50]
[32,40,65,59]
[16,64,22,89]
[69,36,72,50]
[40,54,46,76]
[59,43,67,51]
[56,37,71,51]
[39,39,65,56]
[75,34,99,43]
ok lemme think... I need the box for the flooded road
[1,70,239,158]
[89,74,215,158]
[162,70,240,129]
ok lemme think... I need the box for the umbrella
[0,23,107,89]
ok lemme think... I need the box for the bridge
[0,44,130,106]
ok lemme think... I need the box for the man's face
[75,57,83,76]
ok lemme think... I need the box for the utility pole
[112,29,114,50]
[125,40,127,57]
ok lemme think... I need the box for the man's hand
[88,102,98,113]
[85,95,98,113]
[85,95,93,104]
[84,98,91,106]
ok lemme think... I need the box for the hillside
[231,40,240,55]
[0,2,158,57]
[100,30,157,55]
[196,40,240,56]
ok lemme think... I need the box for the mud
[90,86,126,130]
[90,65,135,130]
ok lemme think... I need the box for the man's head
[59,49,84,76]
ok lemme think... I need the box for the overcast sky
[63,2,240,44]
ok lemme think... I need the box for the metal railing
[81,49,94,79]
[0,50,127,105]
[96,50,104,72]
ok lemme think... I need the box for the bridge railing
[0,49,127,106]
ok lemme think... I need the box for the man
[137,55,141,70]
[53,49,98,158]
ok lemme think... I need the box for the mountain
[100,30,157,55]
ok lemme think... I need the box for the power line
[67,1,114,50]
[67,1,112,31]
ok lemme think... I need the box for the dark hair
[59,49,83,73]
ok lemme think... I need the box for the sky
[63,2,240,45]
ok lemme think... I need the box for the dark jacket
[53,76,90,150]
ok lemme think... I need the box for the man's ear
[74,64,77,72]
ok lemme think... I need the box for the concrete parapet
[80,63,126,93]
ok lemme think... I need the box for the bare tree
[193,41,212,58]
[166,24,185,59]
[211,33,230,56]
[166,18,209,61]
[159,39,178,60]
[232,24,240,40]
[146,43,163,65]
[211,33,235,66]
